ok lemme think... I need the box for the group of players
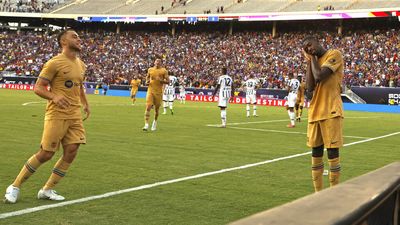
[135,62,306,129]
[4,28,343,204]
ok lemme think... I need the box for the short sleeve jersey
[308,49,344,122]
[147,67,168,94]
[38,53,86,120]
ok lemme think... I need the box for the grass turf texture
[0,89,399,225]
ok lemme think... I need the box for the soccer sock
[299,107,303,117]
[328,157,341,187]
[163,101,167,113]
[12,154,43,188]
[288,110,295,125]
[311,156,324,192]
[246,104,250,117]
[253,105,257,115]
[43,158,70,190]
[221,109,227,125]
[169,101,173,110]
[290,111,296,125]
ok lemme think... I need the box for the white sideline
[1,131,399,220]
[227,126,371,139]
[206,116,376,127]
[206,119,289,126]
[21,101,44,106]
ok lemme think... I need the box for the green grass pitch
[0,89,399,225]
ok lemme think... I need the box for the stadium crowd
[0,28,399,88]
[0,0,62,13]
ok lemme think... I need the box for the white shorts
[218,97,229,108]
[287,93,297,108]
[163,94,175,102]
[246,94,257,104]
[179,93,186,99]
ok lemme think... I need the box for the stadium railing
[230,162,400,225]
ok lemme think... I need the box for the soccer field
[0,89,399,225]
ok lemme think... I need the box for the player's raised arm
[310,56,334,82]
[145,70,150,85]
[305,58,315,92]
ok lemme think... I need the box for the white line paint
[21,101,45,106]
[1,131,399,220]
[206,119,289,126]
[227,126,371,139]
[341,131,400,147]
[206,116,376,127]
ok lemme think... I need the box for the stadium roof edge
[0,7,399,22]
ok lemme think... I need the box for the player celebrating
[286,73,300,128]
[130,75,141,105]
[4,29,90,203]
[212,67,233,128]
[162,72,178,115]
[303,36,344,192]
[295,75,306,122]
[243,74,259,117]
[143,58,169,131]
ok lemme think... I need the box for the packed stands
[1,26,399,88]
[0,0,67,13]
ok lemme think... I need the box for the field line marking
[1,131,399,219]
[206,119,289,126]
[206,116,377,127]
[227,126,371,139]
[21,101,44,106]
[341,131,400,147]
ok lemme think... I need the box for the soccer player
[4,28,90,203]
[286,73,300,128]
[130,75,141,105]
[143,58,169,131]
[162,72,178,115]
[212,67,233,128]
[178,83,186,104]
[295,75,306,122]
[243,74,259,117]
[303,35,344,192]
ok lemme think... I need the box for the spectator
[0,29,398,89]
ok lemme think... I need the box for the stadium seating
[0,0,65,12]
[108,0,174,15]
[167,0,235,14]
[349,0,400,9]
[225,0,289,13]
[53,0,125,14]
[1,28,399,88]
[281,0,354,12]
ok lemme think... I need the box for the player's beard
[69,43,82,53]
